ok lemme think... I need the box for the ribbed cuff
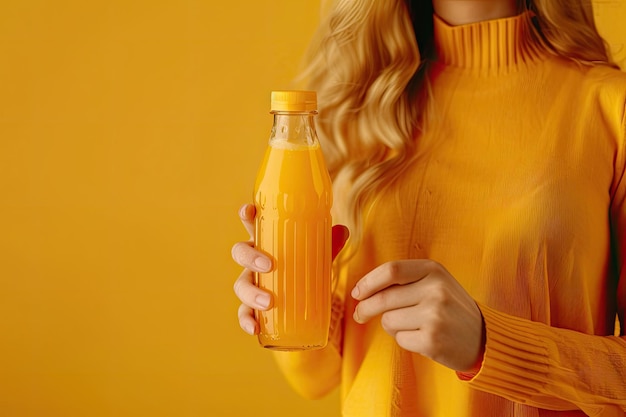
[466,302,551,402]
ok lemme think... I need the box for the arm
[272,289,344,399]
[232,204,349,399]
[467,304,626,415]
[465,99,626,416]
[351,104,626,414]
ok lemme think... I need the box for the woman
[232,0,626,415]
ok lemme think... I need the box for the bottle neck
[270,112,318,147]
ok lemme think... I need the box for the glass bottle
[253,90,333,350]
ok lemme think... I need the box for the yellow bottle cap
[271,90,317,112]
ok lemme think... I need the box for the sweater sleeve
[464,97,626,417]
[468,304,626,416]
[270,285,345,400]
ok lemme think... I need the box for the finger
[331,224,349,260]
[379,305,423,337]
[395,329,431,359]
[238,204,256,241]
[233,268,273,310]
[238,303,259,335]
[393,323,454,367]
[353,280,425,324]
[351,259,439,301]
[231,241,273,272]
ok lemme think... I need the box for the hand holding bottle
[231,204,349,338]
[232,91,348,350]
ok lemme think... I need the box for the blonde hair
[300,0,614,260]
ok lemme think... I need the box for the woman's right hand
[231,203,349,336]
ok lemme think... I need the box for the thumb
[331,225,350,260]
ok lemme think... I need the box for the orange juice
[253,91,332,350]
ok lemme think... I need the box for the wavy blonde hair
[299,0,615,260]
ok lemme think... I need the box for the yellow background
[0,1,338,416]
[0,1,623,416]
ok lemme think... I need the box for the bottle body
[253,92,332,350]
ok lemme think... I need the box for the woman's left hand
[351,259,485,372]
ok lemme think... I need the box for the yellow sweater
[274,13,626,417]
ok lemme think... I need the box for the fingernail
[239,205,248,218]
[255,293,270,309]
[254,257,271,272]
[353,309,361,324]
[351,286,360,299]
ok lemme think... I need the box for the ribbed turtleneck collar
[433,11,547,71]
